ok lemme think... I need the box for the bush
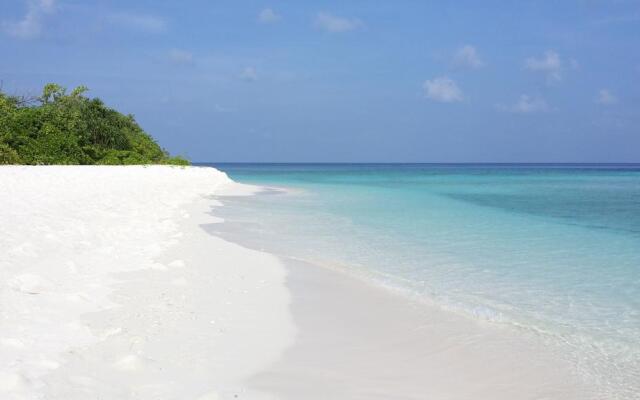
[0,84,189,166]
[0,143,22,164]
[161,156,190,166]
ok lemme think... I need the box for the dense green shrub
[0,143,22,164]
[161,156,190,166]
[0,83,188,165]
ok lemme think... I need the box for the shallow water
[205,163,640,399]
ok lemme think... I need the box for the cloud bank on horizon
[1,0,638,162]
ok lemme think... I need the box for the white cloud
[3,0,56,39]
[108,12,167,33]
[498,95,550,114]
[423,77,464,103]
[595,89,618,105]
[525,50,562,81]
[258,8,281,24]
[314,12,363,33]
[168,49,193,65]
[453,45,484,69]
[239,67,258,82]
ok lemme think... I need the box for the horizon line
[194,161,640,165]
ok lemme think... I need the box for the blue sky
[1,0,639,162]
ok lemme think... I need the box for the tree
[0,83,189,166]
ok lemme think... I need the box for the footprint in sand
[113,354,154,372]
[98,327,123,340]
[7,274,52,294]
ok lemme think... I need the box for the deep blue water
[201,163,640,398]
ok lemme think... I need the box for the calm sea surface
[203,163,640,398]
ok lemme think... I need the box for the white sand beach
[0,166,293,399]
[0,166,593,399]
[4,1,639,397]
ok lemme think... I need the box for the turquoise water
[206,163,640,398]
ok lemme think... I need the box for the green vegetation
[0,83,189,165]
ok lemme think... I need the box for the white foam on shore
[0,165,293,400]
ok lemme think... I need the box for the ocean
[204,163,640,398]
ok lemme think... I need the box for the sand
[247,258,594,399]
[0,166,293,400]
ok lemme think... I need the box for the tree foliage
[0,83,189,165]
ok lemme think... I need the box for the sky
[1,0,639,162]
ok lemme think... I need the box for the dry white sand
[0,166,294,400]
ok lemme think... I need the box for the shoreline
[211,234,595,400]
[275,261,592,398]
[0,165,603,399]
